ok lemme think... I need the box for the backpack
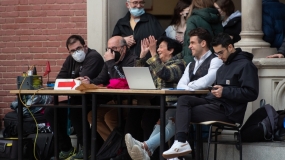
[27,133,54,160]
[2,111,47,138]
[241,104,279,142]
[96,127,124,160]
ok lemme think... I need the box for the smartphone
[208,86,218,91]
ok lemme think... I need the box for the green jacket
[182,7,223,64]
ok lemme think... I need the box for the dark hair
[211,32,234,48]
[66,35,85,50]
[169,0,192,26]
[156,36,182,56]
[188,27,212,48]
[214,0,235,17]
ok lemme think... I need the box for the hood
[225,48,253,65]
[262,0,279,3]
[192,7,221,24]
[222,10,241,27]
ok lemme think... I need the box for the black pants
[44,99,93,151]
[176,95,234,134]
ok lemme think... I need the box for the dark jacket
[90,50,137,85]
[224,16,241,43]
[112,12,165,59]
[262,0,285,49]
[205,48,259,124]
[57,48,104,79]
[182,7,223,64]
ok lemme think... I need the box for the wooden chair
[197,121,242,160]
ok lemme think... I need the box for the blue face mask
[129,7,145,17]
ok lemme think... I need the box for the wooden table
[85,89,208,160]
[10,90,87,160]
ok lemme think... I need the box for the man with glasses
[44,35,104,160]
[163,33,259,159]
[112,0,164,59]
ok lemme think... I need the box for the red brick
[46,10,58,16]
[46,35,57,41]
[30,35,47,41]
[17,6,31,11]
[0,54,16,60]
[57,0,74,4]
[41,4,60,10]
[58,5,70,10]
[0,67,6,72]
[2,73,19,79]
[57,23,75,29]
[28,0,47,5]
[74,11,86,16]
[16,54,34,60]
[30,47,47,53]
[70,3,86,10]
[70,16,86,22]
[0,7,5,12]
[29,17,43,23]
[15,30,33,35]
[19,11,29,17]
[60,17,70,22]
[6,67,15,72]
[2,48,20,53]
[0,18,5,23]
[46,0,56,4]
[2,24,20,30]
[5,18,15,23]
[44,17,60,23]
[19,0,28,5]
[47,48,58,53]
[47,29,61,35]
[5,42,16,47]
[3,96,16,102]
[0,79,7,84]
[5,6,16,12]
[0,103,8,108]
[34,30,47,35]
[1,0,19,6]
[19,35,30,41]
[1,61,19,66]
[58,10,74,16]
[29,11,47,17]
[20,48,30,53]
[75,22,87,28]
[29,24,46,29]
[2,12,18,17]
[43,42,61,47]
[60,29,70,34]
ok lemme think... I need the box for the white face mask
[72,50,86,62]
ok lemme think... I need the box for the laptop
[123,67,156,89]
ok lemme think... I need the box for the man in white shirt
[177,27,223,90]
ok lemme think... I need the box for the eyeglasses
[128,1,145,6]
[215,49,227,56]
[69,46,84,54]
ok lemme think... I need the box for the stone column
[235,0,270,53]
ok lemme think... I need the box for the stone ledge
[253,58,285,68]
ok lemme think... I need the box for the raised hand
[148,35,157,57]
[140,38,150,58]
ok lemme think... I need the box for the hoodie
[205,48,259,124]
[182,7,223,64]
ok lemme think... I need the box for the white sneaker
[131,144,150,160]
[163,141,192,159]
[125,133,143,158]
[168,157,185,160]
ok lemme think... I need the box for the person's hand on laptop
[148,35,157,57]
[140,38,150,58]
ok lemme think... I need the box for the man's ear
[169,48,174,55]
[126,2,129,8]
[201,40,206,48]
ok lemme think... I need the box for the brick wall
[0,0,87,128]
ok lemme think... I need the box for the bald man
[76,36,137,156]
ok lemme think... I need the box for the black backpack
[241,103,285,142]
[96,127,124,160]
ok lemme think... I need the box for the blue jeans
[145,108,176,154]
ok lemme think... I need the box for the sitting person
[125,28,223,160]
[267,37,285,58]
[162,33,259,159]
[76,36,137,159]
[214,0,241,43]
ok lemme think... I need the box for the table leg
[160,95,165,160]
[17,95,23,160]
[82,95,88,160]
[91,94,97,160]
[54,95,59,160]
[195,124,203,160]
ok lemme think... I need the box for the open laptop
[123,67,156,89]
